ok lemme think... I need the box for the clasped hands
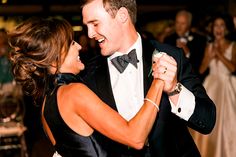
[151,52,178,94]
[176,39,190,57]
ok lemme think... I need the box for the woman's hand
[152,53,178,93]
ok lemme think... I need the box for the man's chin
[101,50,110,57]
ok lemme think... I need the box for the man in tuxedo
[81,0,216,156]
[164,10,207,82]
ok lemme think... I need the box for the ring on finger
[163,66,167,74]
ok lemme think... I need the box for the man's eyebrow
[84,19,98,25]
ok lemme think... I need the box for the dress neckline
[47,73,82,95]
[53,73,80,85]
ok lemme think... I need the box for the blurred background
[0,0,236,157]
[1,0,236,46]
[0,0,235,32]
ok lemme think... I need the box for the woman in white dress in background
[191,13,236,157]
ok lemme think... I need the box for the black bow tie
[111,49,139,73]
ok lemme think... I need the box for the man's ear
[116,7,129,23]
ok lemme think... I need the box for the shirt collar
[109,33,142,60]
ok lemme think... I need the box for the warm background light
[1,0,7,4]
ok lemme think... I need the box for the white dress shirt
[108,33,195,121]
[108,33,144,120]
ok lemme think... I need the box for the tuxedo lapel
[141,37,156,96]
[141,38,172,113]
[94,57,118,111]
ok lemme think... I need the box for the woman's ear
[116,7,129,23]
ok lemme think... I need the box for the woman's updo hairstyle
[8,17,74,104]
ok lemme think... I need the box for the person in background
[0,29,14,87]
[8,17,164,157]
[143,19,174,43]
[81,0,216,156]
[164,10,207,82]
[191,13,236,157]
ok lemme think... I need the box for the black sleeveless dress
[43,73,107,157]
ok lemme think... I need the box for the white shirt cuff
[169,85,195,121]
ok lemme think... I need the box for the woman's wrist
[144,98,159,111]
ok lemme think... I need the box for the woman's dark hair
[8,17,74,105]
[211,12,235,40]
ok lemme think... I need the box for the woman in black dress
[8,17,164,157]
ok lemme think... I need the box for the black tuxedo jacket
[82,37,216,157]
[164,32,207,81]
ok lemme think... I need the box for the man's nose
[87,27,95,39]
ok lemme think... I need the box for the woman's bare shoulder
[59,82,91,97]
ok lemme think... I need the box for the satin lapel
[141,37,156,96]
[95,58,117,111]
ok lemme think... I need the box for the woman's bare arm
[60,79,164,149]
[215,42,236,73]
[199,43,214,74]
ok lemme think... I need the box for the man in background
[164,10,207,82]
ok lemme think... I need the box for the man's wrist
[168,82,182,96]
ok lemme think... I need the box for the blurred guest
[0,28,14,85]
[191,13,236,157]
[143,19,174,43]
[204,18,214,43]
[164,10,207,81]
